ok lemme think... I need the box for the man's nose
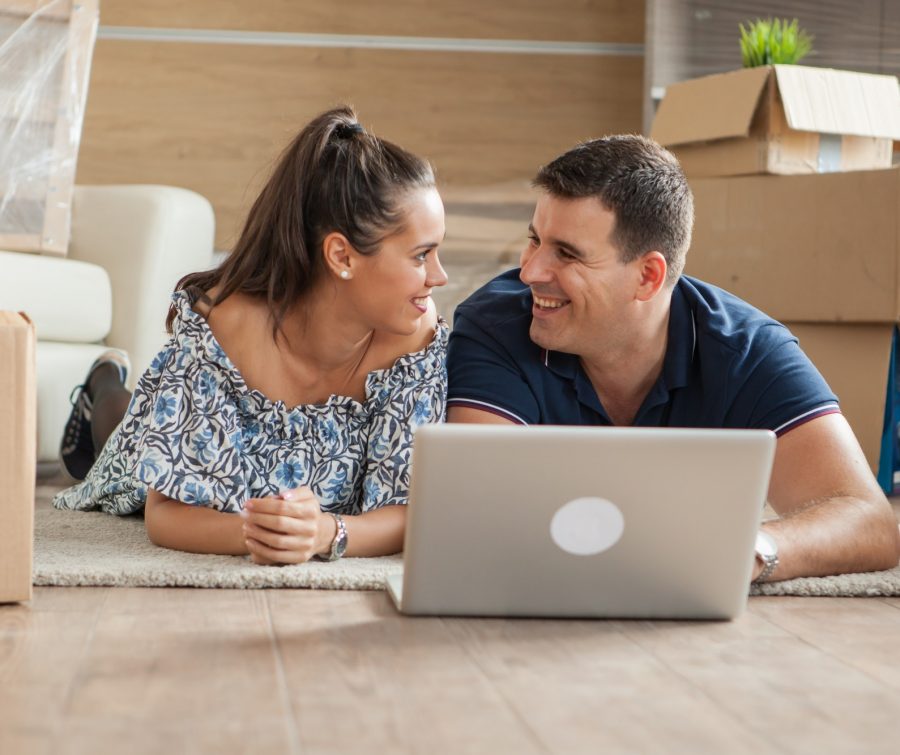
[520,245,552,285]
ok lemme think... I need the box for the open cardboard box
[652,65,900,177]
[0,311,36,603]
[685,167,900,486]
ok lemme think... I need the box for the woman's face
[349,187,448,336]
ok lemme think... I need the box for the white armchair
[0,185,215,465]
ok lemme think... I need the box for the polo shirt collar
[660,282,695,392]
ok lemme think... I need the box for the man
[447,135,900,583]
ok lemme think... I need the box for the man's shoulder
[453,268,533,333]
[679,275,793,352]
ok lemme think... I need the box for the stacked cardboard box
[0,312,36,603]
[651,66,900,489]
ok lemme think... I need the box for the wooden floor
[4,484,900,754]
[2,587,900,754]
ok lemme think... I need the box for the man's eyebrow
[528,224,587,259]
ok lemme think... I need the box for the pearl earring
[340,270,350,280]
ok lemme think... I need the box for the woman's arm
[145,486,407,562]
[145,488,249,555]
[242,487,407,564]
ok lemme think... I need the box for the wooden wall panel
[98,0,643,44]
[77,40,643,249]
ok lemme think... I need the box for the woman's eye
[527,235,539,246]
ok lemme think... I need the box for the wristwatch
[319,513,348,562]
[753,530,779,583]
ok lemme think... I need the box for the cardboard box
[684,168,900,480]
[0,312,36,603]
[783,323,892,480]
[651,65,900,177]
[686,167,900,323]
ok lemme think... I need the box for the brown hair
[533,134,694,282]
[167,105,435,335]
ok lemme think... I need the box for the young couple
[56,106,900,581]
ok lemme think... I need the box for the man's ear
[634,251,668,301]
[322,231,354,280]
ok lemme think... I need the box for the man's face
[519,193,640,357]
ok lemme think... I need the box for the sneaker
[59,350,131,480]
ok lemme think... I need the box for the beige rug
[33,501,900,595]
[34,504,401,590]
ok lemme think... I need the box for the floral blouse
[53,290,448,516]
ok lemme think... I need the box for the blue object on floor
[877,325,900,494]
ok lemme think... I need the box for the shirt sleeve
[446,310,540,424]
[357,330,448,511]
[129,340,250,512]
[727,325,840,436]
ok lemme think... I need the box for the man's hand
[240,486,336,565]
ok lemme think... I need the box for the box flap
[774,65,900,139]
[651,67,772,147]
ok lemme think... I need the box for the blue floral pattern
[53,290,448,516]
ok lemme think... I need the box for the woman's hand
[240,486,335,565]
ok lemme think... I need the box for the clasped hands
[240,486,336,565]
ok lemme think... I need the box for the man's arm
[447,406,517,425]
[762,412,900,580]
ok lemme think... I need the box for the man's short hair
[533,135,694,283]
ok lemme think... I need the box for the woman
[53,106,449,565]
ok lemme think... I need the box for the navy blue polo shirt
[447,269,839,435]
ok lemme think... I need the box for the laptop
[386,424,776,620]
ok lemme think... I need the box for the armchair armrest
[67,185,215,383]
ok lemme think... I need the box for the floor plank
[442,613,772,754]
[750,596,900,690]
[621,597,900,755]
[268,590,545,754]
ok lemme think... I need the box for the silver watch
[753,530,779,583]
[319,513,348,561]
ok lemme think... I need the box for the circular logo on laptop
[550,497,625,556]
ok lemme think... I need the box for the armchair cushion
[0,250,111,343]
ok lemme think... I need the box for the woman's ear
[634,251,668,301]
[322,232,354,280]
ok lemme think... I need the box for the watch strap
[320,513,347,561]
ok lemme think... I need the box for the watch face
[334,532,348,558]
[755,530,778,558]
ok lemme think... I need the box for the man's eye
[527,235,539,246]
[557,248,575,260]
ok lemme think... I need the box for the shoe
[59,350,131,480]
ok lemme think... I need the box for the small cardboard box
[0,311,36,603]
[684,168,900,481]
[651,65,900,177]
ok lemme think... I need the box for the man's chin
[529,321,559,351]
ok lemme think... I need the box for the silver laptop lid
[400,424,776,620]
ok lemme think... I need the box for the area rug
[33,503,900,595]
[34,505,401,590]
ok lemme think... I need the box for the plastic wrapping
[0,0,98,255]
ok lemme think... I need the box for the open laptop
[386,424,776,620]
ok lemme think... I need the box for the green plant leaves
[739,17,813,67]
